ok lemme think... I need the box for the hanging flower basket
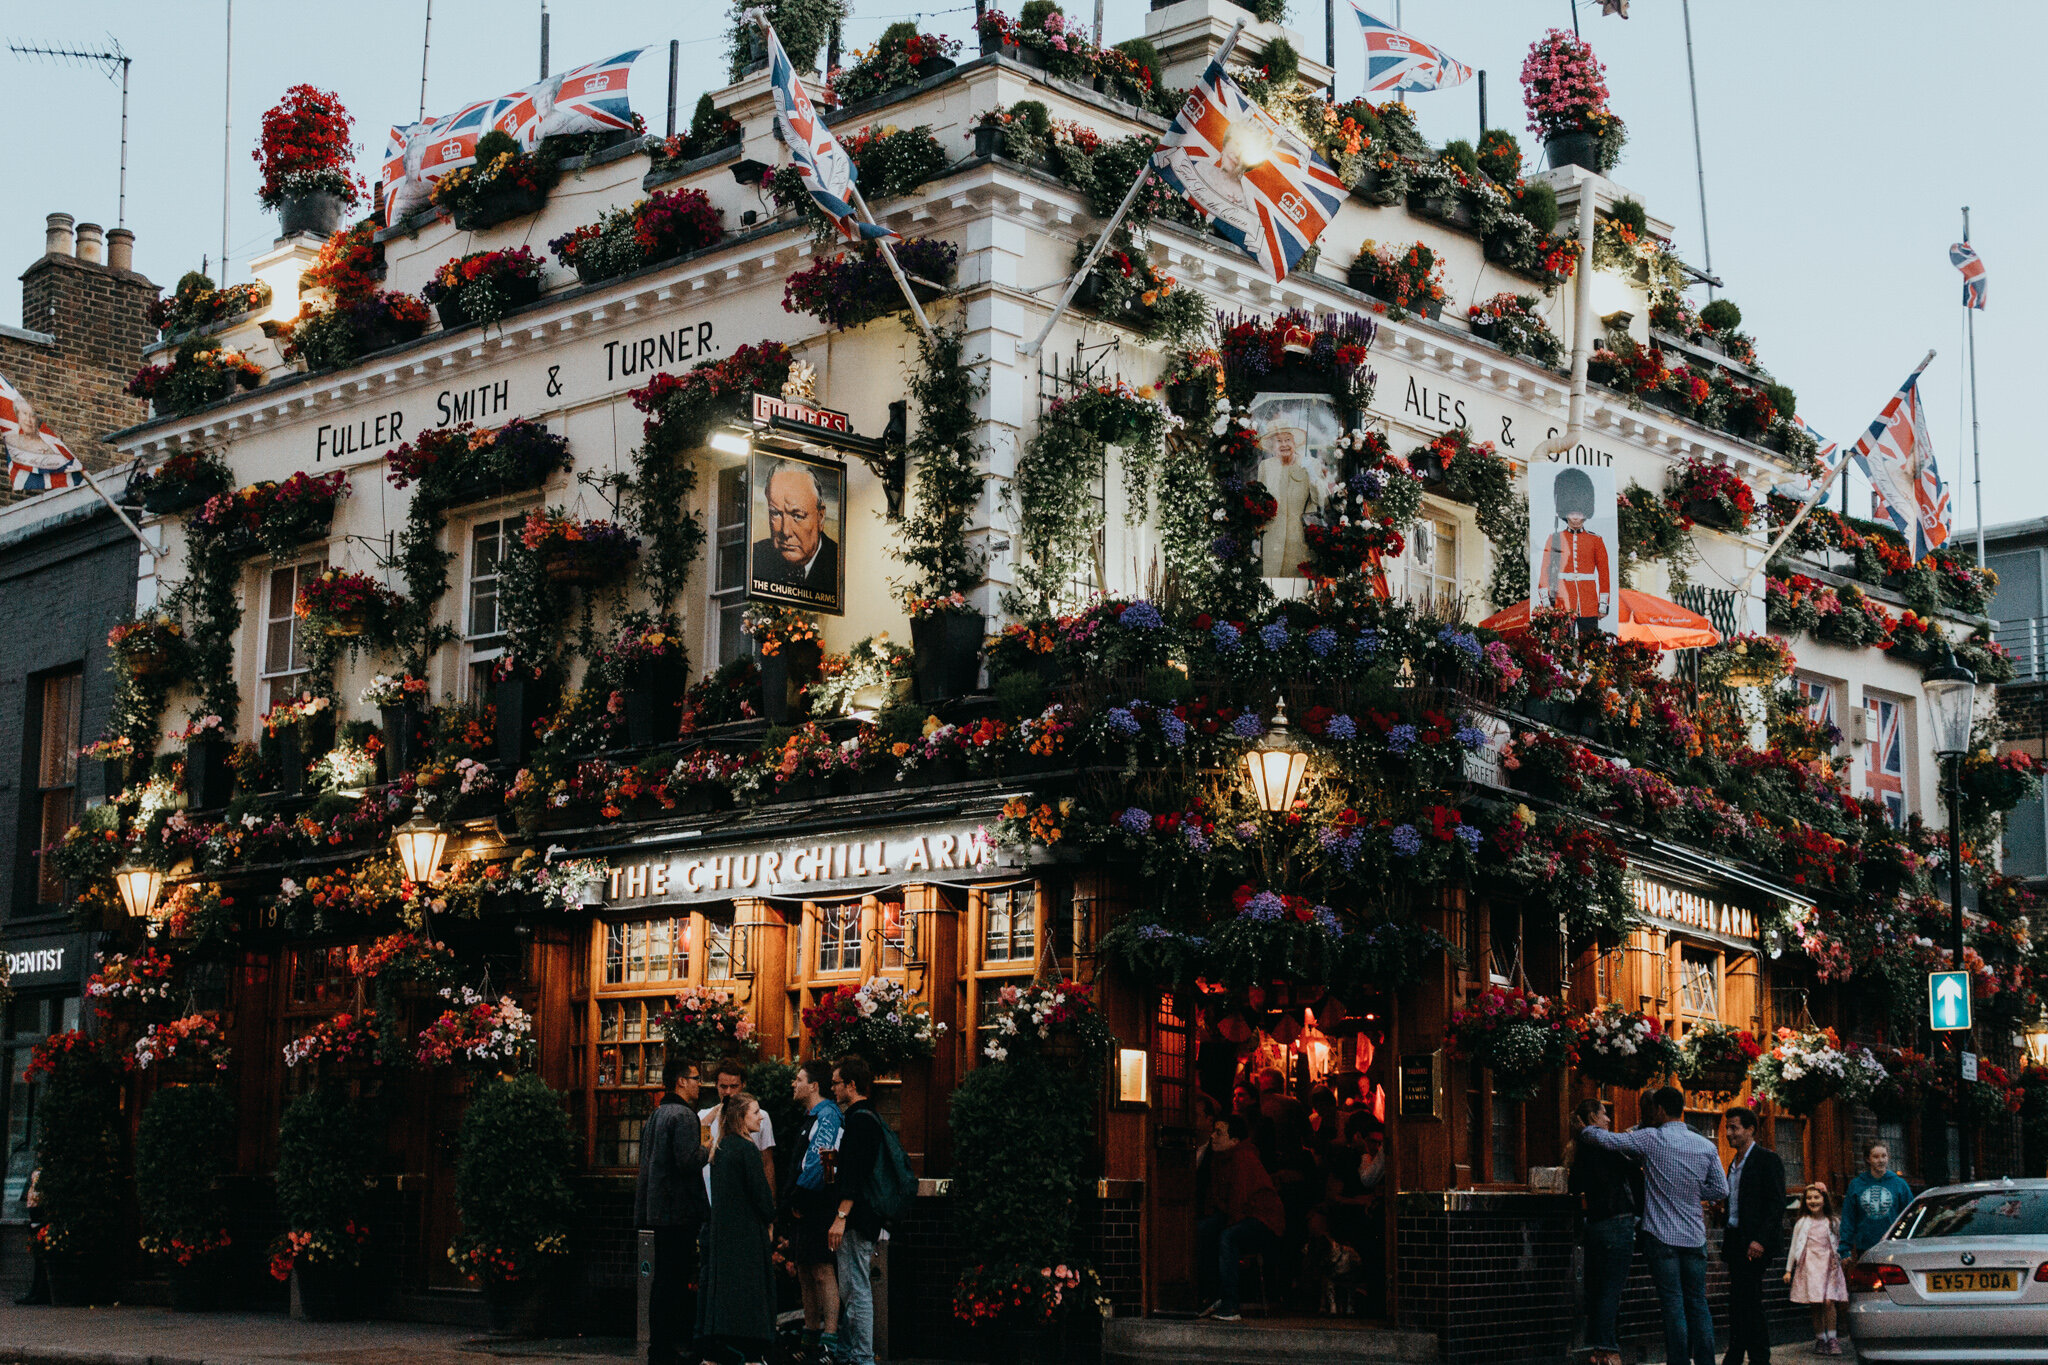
[1445,986,1575,1103]
[109,617,185,676]
[1748,1026,1886,1116]
[1573,1004,1681,1090]
[521,509,640,587]
[1676,1021,1763,1099]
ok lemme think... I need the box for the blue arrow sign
[1929,970,1972,1031]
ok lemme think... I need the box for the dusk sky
[2,0,2031,538]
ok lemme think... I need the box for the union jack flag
[1351,5,1473,92]
[546,49,644,134]
[379,124,417,220]
[2,370,82,494]
[763,19,893,243]
[1776,414,1844,505]
[1862,696,1905,827]
[1850,365,1949,560]
[414,97,496,196]
[1950,241,1987,310]
[1151,60,1348,283]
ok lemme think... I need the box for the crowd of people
[1568,1084,1909,1364]
[634,1055,905,1365]
[1191,1068,1388,1321]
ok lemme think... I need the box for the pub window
[1775,1115,1806,1189]
[585,915,692,1169]
[3,993,83,1219]
[983,886,1037,966]
[1679,947,1720,1021]
[1152,992,1191,1123]
[260,559,325,714]
[1488,902,1524,985]
[877,899,918,969]
[286,946,356,1012]
[1861,693,1910,827]
[30,669,81,905]
[710,463,749,666]
[703,912,736,981]
[1402,511,1459,612]
[815,901,862,975]
[465,518,513,697]
[1876,1118,1910,1181]
[1489,1089,1519,1183]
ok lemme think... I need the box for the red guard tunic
[1539,527,1611,620]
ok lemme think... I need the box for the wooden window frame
[26,669,82,908]
[258,557,326,719]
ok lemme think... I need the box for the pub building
[62,3,2036,1361]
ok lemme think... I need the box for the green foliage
[1485,492,1531,609]
[475,129,520,164]
[1259,35,1300,86]
[1517,180,1559,235]
[1476,128,1523,183]
[744,1060,804,1163]
[33,1039,126,1261]
[948,1055,1096,1272]
[137,1084,234,1251]
[727,0,850,81]
[1245,0,1290,20]
[1699,297,1743,331]
[1113,37,1163,90]
[278,1087,374,1235]
[1441,139,1480,180]
[1019,0,1063,28]
[897,326,987,602]
[690,92,720,141]
[1610,197,1648,235]
[1765,382,1797,421]
[452,1075,576,1280]
[1008,100,1053,139]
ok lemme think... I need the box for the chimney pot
[106,228,135,273]
[44,213,75,258]
[75,222,105,266]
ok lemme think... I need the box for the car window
[1892,1190,2048,1239]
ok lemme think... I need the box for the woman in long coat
[696,1092,776,1364]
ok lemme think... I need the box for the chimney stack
[106,228,135,274]
[75,223,105,266]
[44,213,75,258]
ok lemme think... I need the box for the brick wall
[0,224,156,505]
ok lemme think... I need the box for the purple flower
[1107,707,1140,737]
[1437,627,1483,664]
[1211,535,1239,558]
[1234,821,1259,841]
[1352,469,1385,498]
[1389,824,1423,857]
[1307,626,1338,657]
[1454,824,1484,852]
[1259,621,1290,651]
[1456,725,1491,750]
[1118,807,1152,834]
[1318,827,1364,870]
[1159,712,1189,747]
[1231,712,1265,740]
[1241,891,1286,922]
[1211,621,1242,652]
[1119,601,1163,630]
[1355,629,1383,658]
[1312,907,1346,938]
[1386,724,1418,755]
[1326,714,1357,741]
[1183,825,1211,853]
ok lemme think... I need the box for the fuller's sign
[752,391,853,436]
[606,822,1005,905]
[1626,878,1759,945]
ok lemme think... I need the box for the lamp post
[1242,700,1311,815]
[112,860,166,924]
[1924,643,1976,1181]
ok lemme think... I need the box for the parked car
[1846,1177,2048,1361]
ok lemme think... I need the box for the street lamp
[390,799,450,886]
[1924,643,1977,1182]
[2024,1004,2048,1069]
[1243,699,1311,814]
[112,860,165,923]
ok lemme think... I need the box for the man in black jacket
[634,1058,707,1365]
[1720,1106,1787,1365]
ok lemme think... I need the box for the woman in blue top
[1838,1140,1914,1262]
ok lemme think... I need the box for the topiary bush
[450,1074,576,1284]
[1441,139,1481,180]
[277,1086,374,1250]
[948,1054,1097,1272]
[1610,196,1648,236]
[1699,298,1742,331]
[31,1036,126,1268]
[1260,35,1301,86]
[1114,37,1164,91]
[1517,181,1559,235]
[1477,128,1523,183]
[1020,0,1064,28]
[745,1059,805,1162]
[137,1083,235,1269]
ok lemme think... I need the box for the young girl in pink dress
[1784,1182,1850,1355]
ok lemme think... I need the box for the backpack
[856,1108,917,1227]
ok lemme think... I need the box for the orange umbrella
[1478,591,1720,650]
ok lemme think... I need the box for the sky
[0,0,2035,538]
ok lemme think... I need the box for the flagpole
[1963,206,1984,566]
[1019,19,1249,359]
[847,182,939,346]
[75,462,167,559]
[1735,350,1935,596]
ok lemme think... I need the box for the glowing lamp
[391,800,450,885]
[113,861,165,922]
[1116,1048,1149,1107]
[2025,1005,2048,1069]
[1242,700,1311,814]
[708,429,752,457]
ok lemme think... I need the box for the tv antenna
[7,36,132,228]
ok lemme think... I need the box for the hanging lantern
[1242,700,1312,814]
[390,799,450,885]
[113,861,166,923]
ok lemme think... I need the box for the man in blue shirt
[1575,1085,1729,1365]
[1839,1140,1913,1262]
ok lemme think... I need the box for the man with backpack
[830,1055,914,1365]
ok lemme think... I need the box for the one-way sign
[1929,970,1972,1032]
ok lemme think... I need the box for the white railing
[1994,617,2048,682]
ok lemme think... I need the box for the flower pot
[292,1263,362,1322]
[452,185,550,232]
[573,258,617,287]
[1349,166,1400,207]
[624,660,685,748]
[279,717,334,799]
[1482,234,1518,265]
[1586,359,1618,387]
[496,674,559,767]
[1469,315,1498,345]
[122,640,175,676]
[380,705,424,779]
[142,483,216,515]
[170,1262,223,1312]
[912,610,986,703]
[103,756,132,798]
[973,124,1002,159]
[1164,379,1206,420]
[1544,132,1601,172]
[1687,1060,1750,1098]
[981,33,1021,60]
[916,55,957,80]
[435,295,475,331]
[483,1274,551,1337]
[1644,388,1688,417]
[279,188,348,238]
[543,552,612,585]
[321,611,368,638]
[187,737,234,809]
[759,640,823,726]
[913,755,970,788]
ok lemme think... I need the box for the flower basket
[451,185,549,233]
[1574,1005,1682,1090]
[1544,132,1600,171]
[280,188,348,238]
[760,639,823,726]
[523,509,639,587]
[1748,1026,1885,1116]
[912,606,986,703]
[1445,986,1573,1103]
[803,978,944,1071]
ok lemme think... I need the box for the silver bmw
[1847,1177,2048,1362]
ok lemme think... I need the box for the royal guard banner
[1529,462,1618,636]
[384,48,647,220]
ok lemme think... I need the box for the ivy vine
[166,526,246,727]
[897,325,987,602]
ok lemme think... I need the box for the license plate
[1926,1270,2017,1293]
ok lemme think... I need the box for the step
[1102,1316,1440,1365]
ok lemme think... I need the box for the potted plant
[1667,457,1758,534]
[802,977,944,1072]
[1520,29,1625,173]
[80,736,138,798]
[285,290,435,372]
[271,1087,375,1321]
[362,674,431,776]
[600,617,689,747]
[146,273,274,342]
[127,450,234,515]
[430,131,562,231]
[25,1032,126,1306]
[907,591,985,703]
[386,418,570,509]
[421,247,547,331]
[127,344,267,417]
[519,508,640,586]
[263,694,335,798]
[1572,1004,1681,1090]
[978,979,1112,1067]
[449,1075,575,1337]
[255,85,364,237]
[1444,986,1574,1102]
[136,1083,235,1312]
[294,568,401,639]
[782,236,958,331]
[656,987,757,1064]
[828,22,962,107]
[492,660,560,767]
[744,605,824,725]
[108,612,186,678]
[1747,1026,1886,1116]
[970,108,1010,159]
[548,188,725,287]
[175,714,234,809]
[1346,239,1448,320]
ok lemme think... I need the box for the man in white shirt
[699,1057,776,1196]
